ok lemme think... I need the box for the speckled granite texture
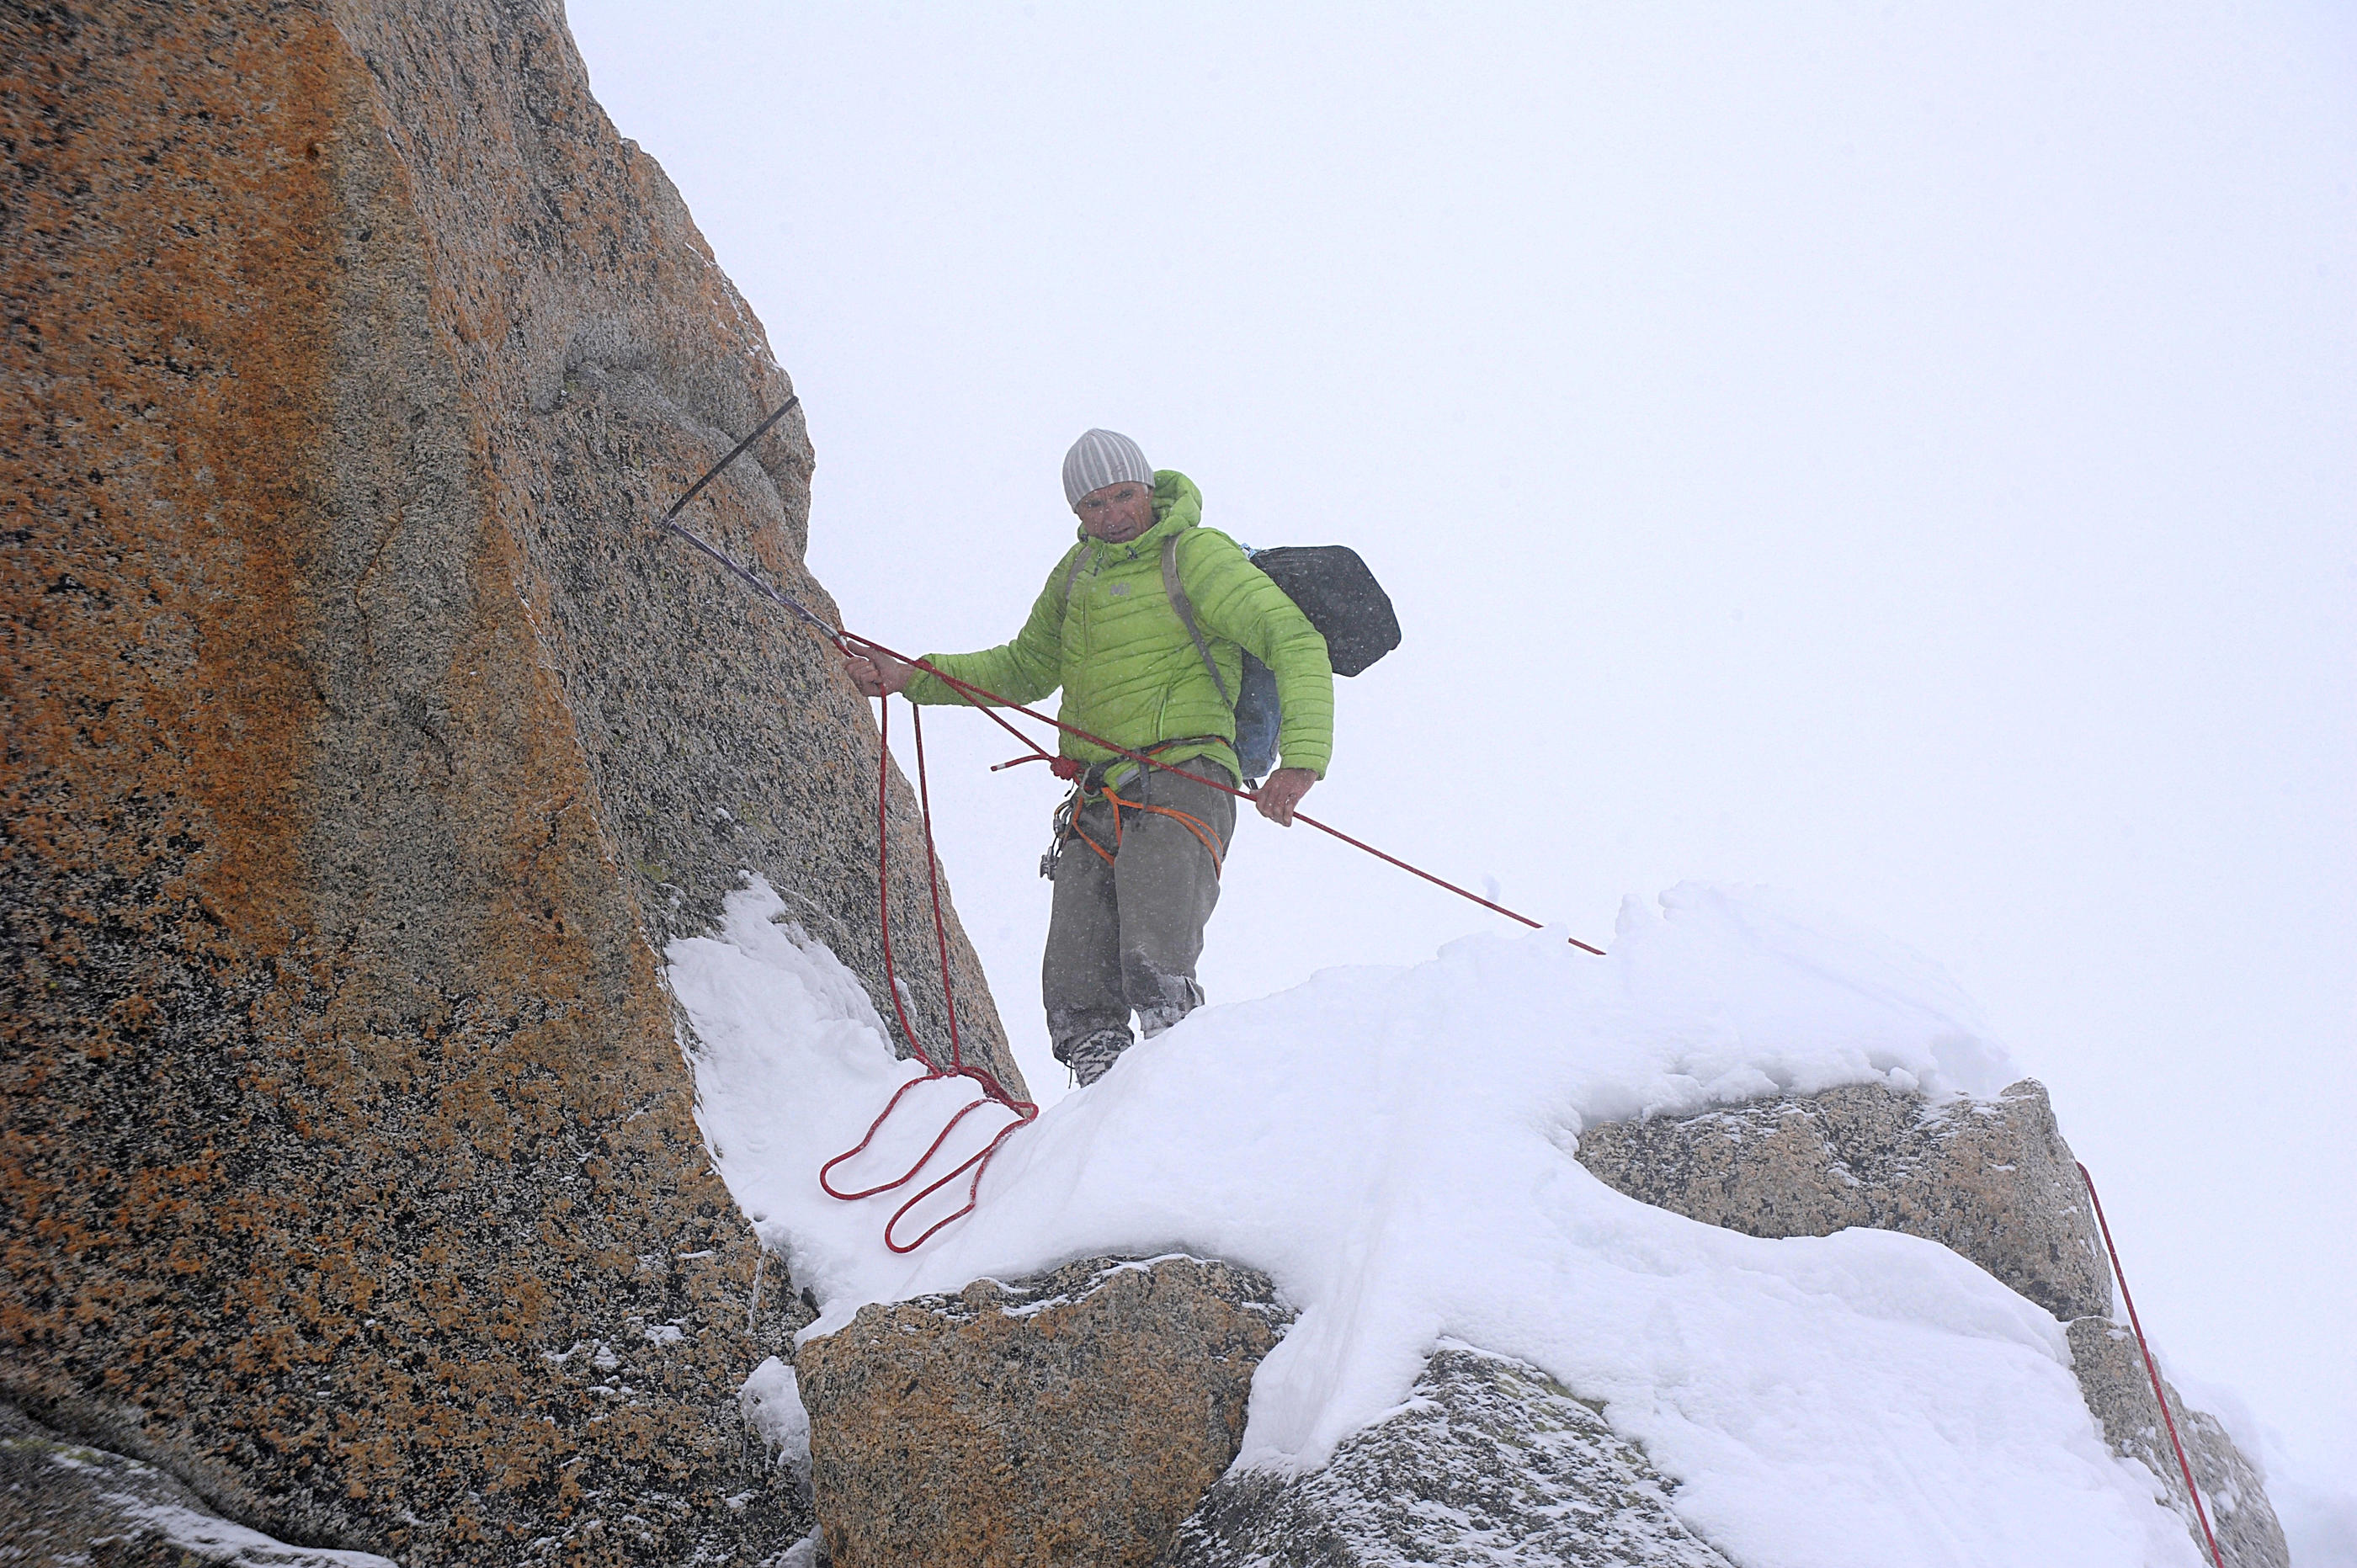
[0,1400,398,1566]
[1576,1077,2110,1320]
[796,1257,1290,1568]
[2,2,1009,1560]
[1163,1345,1736,1568]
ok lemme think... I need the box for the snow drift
[670,880,2205,1567]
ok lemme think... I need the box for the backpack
[1162,540,1402,783]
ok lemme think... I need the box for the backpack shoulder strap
[1162,533,1232,705]
[1058,544,1095,609]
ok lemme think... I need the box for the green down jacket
[904,470,1333,788]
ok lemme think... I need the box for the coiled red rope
[2078,1162,2227,1568]
[817,699,1037,1254]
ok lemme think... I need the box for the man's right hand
[842,640,916,699]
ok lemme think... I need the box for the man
[843,429,1333,1086]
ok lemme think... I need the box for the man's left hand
[1254,767,1317,827]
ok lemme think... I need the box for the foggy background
[564,2,2354,1544]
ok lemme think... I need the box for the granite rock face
[1163,1345,1735,1568]
[1575,1077,2110,1321]
[2067,1319,2289,1568]
[3,1,1010,1561]
[796,1257,1291,1568]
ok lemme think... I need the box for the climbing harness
[654,403,1605,1252]
[863,630,1601,948]
[1063,779,1227,876]
[966,671,1593,944]
[2078,1163,2227,1568]
[1037,737,1231,880]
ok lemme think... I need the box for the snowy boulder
[2069,1320,2290,1568]
[1574,1076,2111,1321]
[795,1256,1290,1567]
[1578,1076,2288,1566]
[1164,1343,1736,1567]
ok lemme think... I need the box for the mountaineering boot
[1065,1028,1133,1087]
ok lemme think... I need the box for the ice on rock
[738,1356,811,1482]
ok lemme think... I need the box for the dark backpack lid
[1248,545,1402,678]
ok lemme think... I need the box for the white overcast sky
[565,0,2356,1519]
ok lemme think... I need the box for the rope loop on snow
[815,699,1038,1255]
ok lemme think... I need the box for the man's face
[1075,480,1155,544]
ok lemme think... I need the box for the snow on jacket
[903,470,1334,787]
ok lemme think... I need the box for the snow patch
[672,877,2205,1567]
[739,1355,811,1480]
[30,1446,397,1567]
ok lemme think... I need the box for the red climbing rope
[2077,1162,2227,1568]
[818,699,1037,1254]
[842,631,1607,955]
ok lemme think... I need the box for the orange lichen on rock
[798,1257,1291,1568]
[2,13,333,951]
[3,2,1010,1561]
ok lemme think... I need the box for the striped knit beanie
[1061,428,1153,508]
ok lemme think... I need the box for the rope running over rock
[2078,1161,2227,1568]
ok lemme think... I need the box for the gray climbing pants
[1043,760,1237,1062]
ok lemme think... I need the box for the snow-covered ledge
[670,879,2216,1565]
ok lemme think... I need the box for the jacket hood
[1070,469,1200,552]
[907,460,1331,782]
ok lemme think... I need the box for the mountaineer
[843,429,1334,1086]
